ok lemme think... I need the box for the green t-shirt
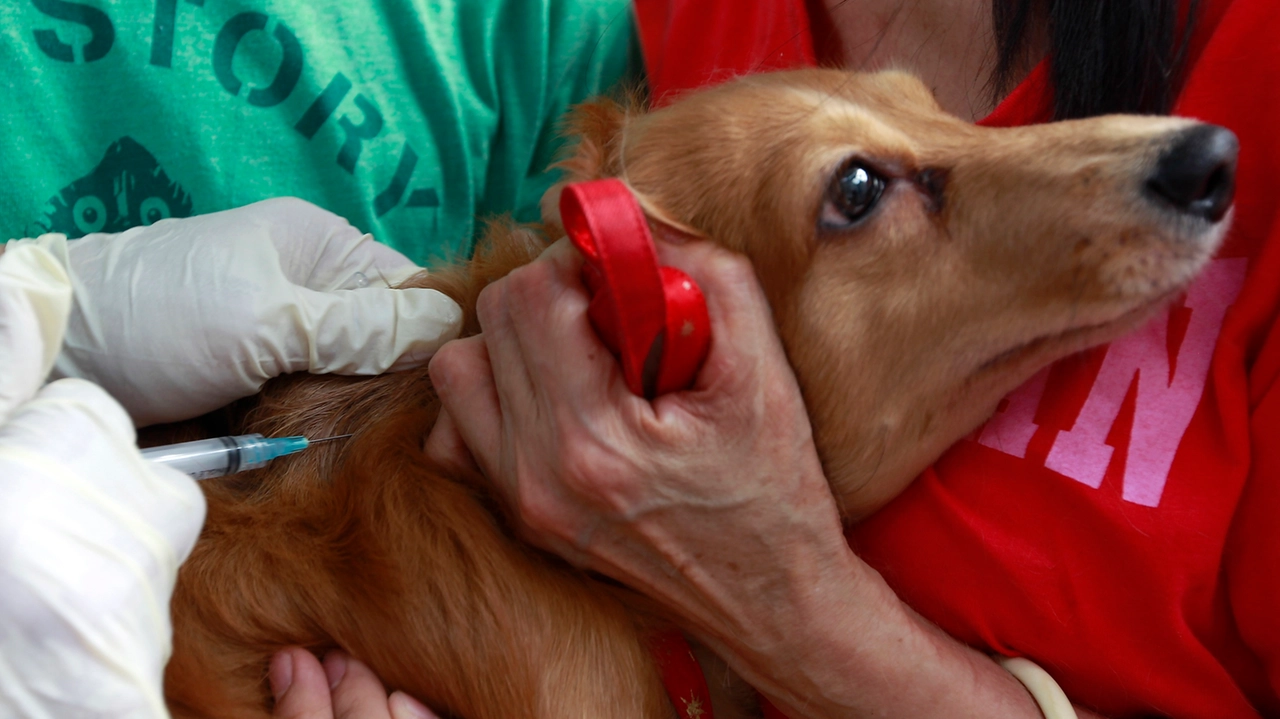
[0,0,636,264]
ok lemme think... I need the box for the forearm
[704,543,1104,719]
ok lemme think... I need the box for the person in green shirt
[0,4,633,717]
[1,0,636,264]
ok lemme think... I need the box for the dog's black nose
[1146,124,1238,222]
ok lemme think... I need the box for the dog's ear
[540,98,631,228]
[560,98,629,182]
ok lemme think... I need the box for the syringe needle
[307,434,354,445]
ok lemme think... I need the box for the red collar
[650,630,715,719]
[650,629,793,719]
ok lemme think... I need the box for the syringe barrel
[140,434,269,480]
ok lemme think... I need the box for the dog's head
[548,69,1235,520]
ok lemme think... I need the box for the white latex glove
[34,197,462,426]
[0,239,206,718]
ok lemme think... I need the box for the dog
[162,68,1236,718]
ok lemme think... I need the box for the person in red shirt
[285,0,1280,717]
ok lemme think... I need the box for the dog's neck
[818,0,1047,122]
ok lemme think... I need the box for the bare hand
[426,237,1085,718]
[427,236,860,667]
[270,649,437,719]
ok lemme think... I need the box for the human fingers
[471,243,657,537]
[325,652,394,719]
[290,284,462,375]
[388,692,441,719]
[479,238,632,411]
[0,237,72,420]
[653,239,786,376]
[44,202,459,426]
[429,328,597,565]
[0,378,205,717]
[429,336,501,480]
[422,406,482,477]
[269,650,440,719]
[650,239,809,427]
[271,648,335,719]
[7,378,207,576]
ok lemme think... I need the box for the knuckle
[708,250,756,285]
[505,259,555,299]
[427,339,465,383]
[474,281,506,326]
[515,483,567,538]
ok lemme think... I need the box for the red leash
[559,179,711,398]
[560,179,791,719]
[560,179,715,717]
[650,630,716,719]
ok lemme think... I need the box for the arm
[428,238,1103,718]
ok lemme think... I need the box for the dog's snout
[1145,125,1238,222]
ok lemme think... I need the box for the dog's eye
[821,161,887,229]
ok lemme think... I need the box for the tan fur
[165,69,1228,717]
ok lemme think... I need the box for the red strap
[760,696,791,719]
[650,630,715,719]
[560,179,710,397]
[654,266,710,396]
[561,179,667,396]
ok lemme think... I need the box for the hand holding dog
[39,197,462,427]
[429,237,1102,718]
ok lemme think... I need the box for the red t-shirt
[633,1,1280,716]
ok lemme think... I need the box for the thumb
[271,649,335,719]
[0,237,73,421]
[290,285,463,375]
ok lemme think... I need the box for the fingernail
[390,691,439,719]
[324,652,348,690]
[268,650,294,701]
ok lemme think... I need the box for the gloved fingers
[0,378,207,581]
[0,238,73,421]
[344,235,427,289]
[301,229,426,291]
[51,200,448,426]
[282,285,463,375]
[249,197,424,290]
[0,378,205,718]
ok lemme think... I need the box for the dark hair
[992,0,1201,120]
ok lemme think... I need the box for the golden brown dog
[163,69,1236,718]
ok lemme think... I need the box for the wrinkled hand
[0,241,206,718]
[36,197,462,426]
[427,237,858,661]
[426,237,1096,719]
[270,649,437,719]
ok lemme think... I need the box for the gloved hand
[29,197,462,426]
[0,239,206,718]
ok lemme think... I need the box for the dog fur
[163,69,1231,718]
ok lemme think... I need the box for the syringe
[140,433,351,480]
